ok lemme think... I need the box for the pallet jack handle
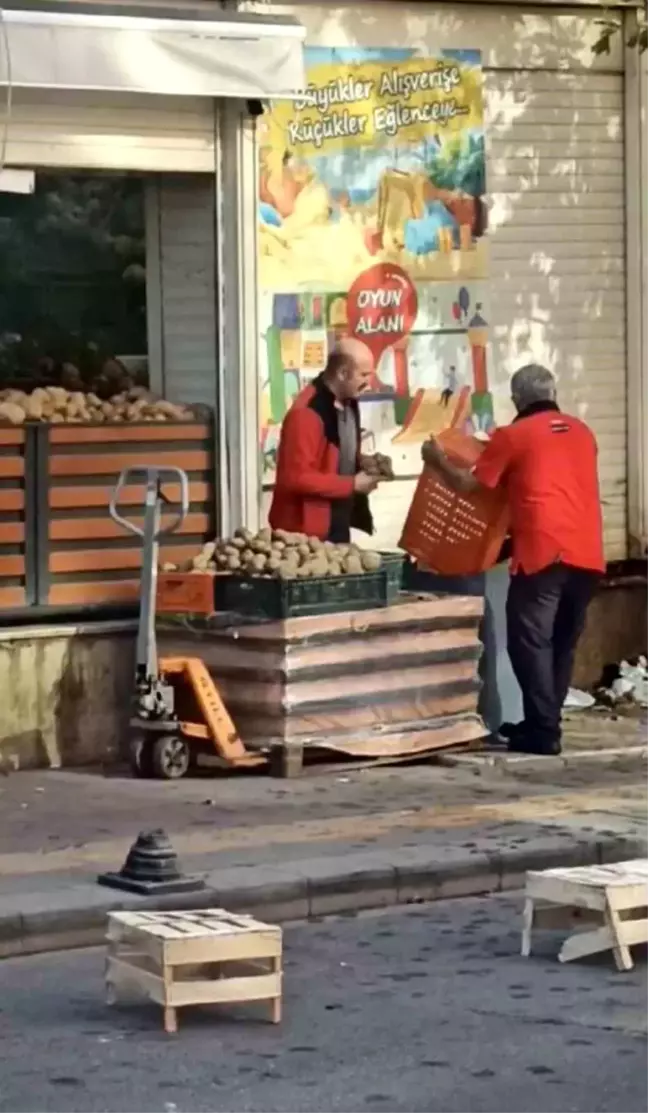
[109,465,189,540]
[109,466,189,683]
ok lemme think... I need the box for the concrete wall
[572,579,648,689]
[0,622,135,772]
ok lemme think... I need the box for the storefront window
[0,173,147,393]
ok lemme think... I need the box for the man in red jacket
[421,364,605,757]
[269,339,379,542]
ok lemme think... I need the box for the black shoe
[496,721,525,742]
[507,737,562,757]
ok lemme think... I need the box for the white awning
[0,7,305,99]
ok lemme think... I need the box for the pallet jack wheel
[129,735,154,779]
[151,734,191,780]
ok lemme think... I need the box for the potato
[153,399,188,420]
[46,386,68,405]
[226,554,241,571]
[343,555,363,575]
[0,402,25,425]
[24,394,44,420]
[361,551,382,572]
[376,454,394,480]
[267,555,282,573]
[161,562,177,572]
[297,543,311,561]
[329,561,342,577]
[234,527,254,543]
[251,554,267,573]
[125,401,146,421]
[361,455,381,477]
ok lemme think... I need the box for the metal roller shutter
[486,68,626,559]
[146,175,218,407]
[5,89,215,173]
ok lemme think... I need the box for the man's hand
[354,471,379,495]
[421,436,481,495]
[421,437,444,468]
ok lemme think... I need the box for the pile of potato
[0,385,193,425]
[164,528,384,580]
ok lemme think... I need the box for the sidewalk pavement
[0,719,645,959]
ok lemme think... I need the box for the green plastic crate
[381,551,405,602]
[215,552,404,621]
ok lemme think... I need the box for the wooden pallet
[105,909,282,1033]
[522,859,648,971]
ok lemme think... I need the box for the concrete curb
[439,746,648,769]
[1,832,645,961]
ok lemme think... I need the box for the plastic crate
[215,554,403,620]
[157,571,215,615]
[381,550,406,601]
[215,570,386,620]
[400,468,508,577]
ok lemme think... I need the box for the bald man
[269,340,379,542]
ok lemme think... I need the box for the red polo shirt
[473,406,605,575]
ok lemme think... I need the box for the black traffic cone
[98,829,206,895]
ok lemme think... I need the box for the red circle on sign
[347,264,418,365]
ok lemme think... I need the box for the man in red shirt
[269,339,379,542]
[422,364,604,756]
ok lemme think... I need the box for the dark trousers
[506,564,599,751]
[327,516,351,544]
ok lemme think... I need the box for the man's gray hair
[511,364,557,410]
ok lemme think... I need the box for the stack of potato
[0,385,193,424]
[167,528,384,580]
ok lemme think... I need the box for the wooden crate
[106,909,282,1033]
[158,594,486,772]
[522,859,648,971]
[0,428,30,611]
[39,421,216,609]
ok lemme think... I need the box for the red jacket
[269,375,373,540]
[474,402,605,575]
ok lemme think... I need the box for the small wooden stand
[105,909,282,1033]
[522,859,648,971]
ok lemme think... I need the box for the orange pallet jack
[109,466,266,780]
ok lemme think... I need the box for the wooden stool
[522,859,648,972]
[105,909,282,1033]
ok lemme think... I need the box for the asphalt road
[0,895,645,1113]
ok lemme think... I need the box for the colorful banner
[258,47,495,483]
